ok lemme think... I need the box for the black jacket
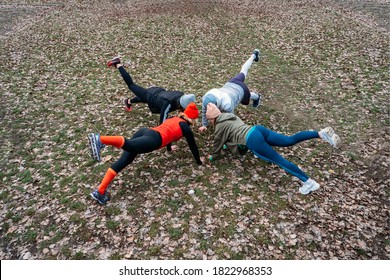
[146,87,184,124]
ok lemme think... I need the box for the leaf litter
[0,0,388,260]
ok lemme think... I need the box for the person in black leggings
[107,56,196,124]
[88,103,202,205]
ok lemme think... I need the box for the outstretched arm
[179,122,202,164]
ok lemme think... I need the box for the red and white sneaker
[123,98,132,112]
[107,56,121,68]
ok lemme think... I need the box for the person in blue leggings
[205,103,341,194]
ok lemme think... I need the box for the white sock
[240,54,255,77]
[250,92,259,100]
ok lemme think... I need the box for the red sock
[100,136,125,148]
[98,168,117,194]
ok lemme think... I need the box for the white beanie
[180,94,196,108]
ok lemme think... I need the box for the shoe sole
[88,134,101,161]
[320,127,340,148]
[332,134,341,148]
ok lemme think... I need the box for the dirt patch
[328,0,389,32]
[0,3,63,39]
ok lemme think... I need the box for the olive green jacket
[212,113,252,160]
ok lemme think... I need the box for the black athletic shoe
[253,49,260,62]
[252,92,262,108]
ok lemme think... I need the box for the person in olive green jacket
[205,103,340,195]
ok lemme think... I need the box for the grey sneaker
[319,127,340,148]
[253,49,260,62]
[88,133,105,161]
[299,179,320,195]
[90,190,110,205]
[252,92,262,108]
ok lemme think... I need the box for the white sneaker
[319,127,340,148]
[299,179,320,195]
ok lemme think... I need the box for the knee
[110,162,123,174]
[111,153,135,172]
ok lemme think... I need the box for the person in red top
[88,103,202,205]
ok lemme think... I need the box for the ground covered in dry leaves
[0,0,389,260]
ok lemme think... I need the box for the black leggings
[119,66,148,103]
[111,128,162,173]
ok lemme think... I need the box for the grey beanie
[180,94,196,108]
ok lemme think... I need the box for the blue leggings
[246,126,319,181]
